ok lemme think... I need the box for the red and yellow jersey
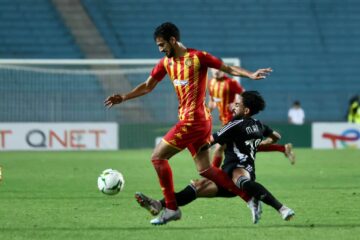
[151,48,222,122]
[208,76,245,125]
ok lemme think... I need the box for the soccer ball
[97,169,125,195]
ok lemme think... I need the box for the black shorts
[216,159,256,198]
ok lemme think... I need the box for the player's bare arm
[260,131,281,146]
[220,64,272,80]
[104,76,159,108]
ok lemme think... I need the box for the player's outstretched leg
[284,143,296,165]
[150,208,182,225]
[135,192,162,216]
[279,205,295,221]
[236,175,296,223]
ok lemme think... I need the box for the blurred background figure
[208,68,245,125]
[347,95,360,123]
[288,101,305,125]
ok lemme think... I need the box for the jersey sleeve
[212,132,228,146]
[230,80,245,94]
[262,124,274,137]
[198,51,222,69]
[212,120,242,145]
[150,58,167,81]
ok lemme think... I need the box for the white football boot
[150,208,182,225]
[279,205,295,221]
[247,197,262,224]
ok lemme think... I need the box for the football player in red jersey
[208,68,296,168]
[104,22,272,225]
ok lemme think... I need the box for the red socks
[258,144,285,153]
[151,159,177,210]
[200,166,251,202]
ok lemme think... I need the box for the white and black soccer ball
[97,169,125,195]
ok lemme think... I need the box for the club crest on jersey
[185,59,192,67]
[173,79,189,86]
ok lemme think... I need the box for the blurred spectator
[347,95,360,123]
[288,101,305,125]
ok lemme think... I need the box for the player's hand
[250,68,273,80]
[104,94,124,108]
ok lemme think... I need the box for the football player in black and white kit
[135,91,295,223]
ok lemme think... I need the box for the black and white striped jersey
[212,117,273,164]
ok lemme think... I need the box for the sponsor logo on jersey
[173,79,189,86]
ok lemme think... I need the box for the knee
[151,151,159,160]
[235,176,251,191]
[151,142,160,157]
[151,141,179,160]
[151,144,165,160]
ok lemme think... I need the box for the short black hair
[241,91,266,116]
[153,22,180,42]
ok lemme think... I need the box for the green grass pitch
[0,149,359,240]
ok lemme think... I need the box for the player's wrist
[245,71,254,79]
[120,94,127,102]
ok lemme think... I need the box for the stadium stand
[82,0,360,122]
[0,0,359,122]
[0,0,82,58]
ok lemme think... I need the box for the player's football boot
[247,197,261,224]
[135,192,162,216]
[279,206,295,221]
[150,208,182,225]
[284,143,296,165]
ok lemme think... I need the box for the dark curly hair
[153,22,180,42]
[241,91,266,116]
